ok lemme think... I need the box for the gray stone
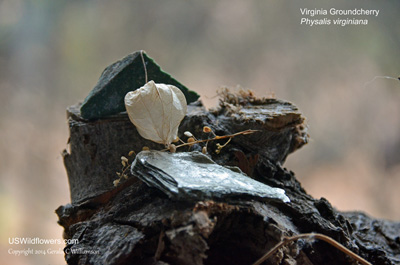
[80,51,199,120]
[131,150,290,202]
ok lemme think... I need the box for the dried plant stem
[163,129,259,151]
[121,163,130,177]
[252,233,372,265]
[140,50,148,84]
[219,137,232,148]
[363,75,399,88]
[114,152,137,186]
[216,137,232,154]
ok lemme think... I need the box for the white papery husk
[124,80,187,146]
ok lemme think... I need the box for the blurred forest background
[0,0,399,264]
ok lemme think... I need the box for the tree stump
[56,92,400,265]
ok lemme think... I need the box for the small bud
[203,126,212,133]
[202,146,207,154]
[123,174,128,179]
[187,137,196,145]
[142,146,150,151]
[113,179,120,187]
[169,144,177,153]
[173,137,180,143]
[121,160,127,167]
[121,156,128,162]
[128,150,135,156]
[116,172,121,176]
[184,131,194,137]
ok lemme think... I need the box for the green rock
[80,51,199,120]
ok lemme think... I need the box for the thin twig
[216,137,232,154]
[252,233,372,265]
[363,75,399,88]
[179,129,258,147]
[140,50,148,84]
[154,230,165,260]
[162,129,259,151]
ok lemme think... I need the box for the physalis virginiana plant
[124,80,187,148]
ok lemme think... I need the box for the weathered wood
[63,95,306,204]
[57,94,399,265]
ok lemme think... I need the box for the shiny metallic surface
[131,150,290,202]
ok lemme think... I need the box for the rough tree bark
[57,92,400,265]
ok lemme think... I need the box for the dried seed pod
[113,179,120,187]
[128,151,135,156]
[169,144,177,153]
[184,131,194,137]
[187,137,196,145]
[125,80,187,146]
[202,146,207,154]
[142,146,150,151]
[121,156,128,163]
[203,126,212,133]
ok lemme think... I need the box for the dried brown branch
[252,233,372,265]
[165,129,260,151]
